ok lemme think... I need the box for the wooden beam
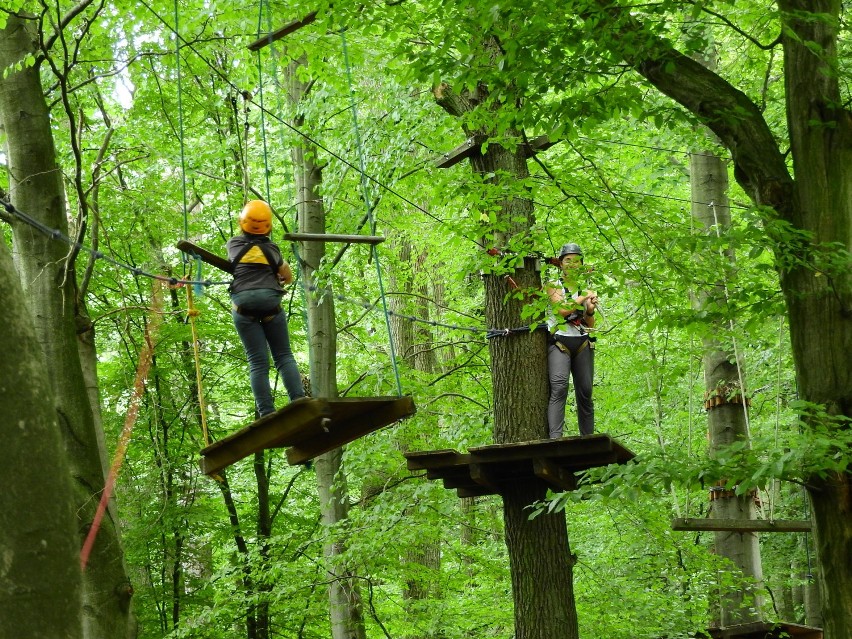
[672,518,812,533]
[706,621,822,639]
[176,240,233,273]
[200,399,330,476]
[521,135,558,158]
[434,137,481,169]
[285,396,416,465]
[283,232,386,245]
[468,462,503,494]
[404,449,467,471]
[533,458,577,492]
[247,11,318,51]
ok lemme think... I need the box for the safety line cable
[255,0,273,203]
[340,28,402,396]
[302,282,545,338]
[253,0,312,340]
[1,198,229,287]
[186,284,211,447]
[3,196,551,338]
[133,0,484,249]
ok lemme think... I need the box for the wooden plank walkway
[706,621,822,639]
[405,434,634,498]
[672,518,812,533]
[200,396,416,476]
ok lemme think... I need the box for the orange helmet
[239,200,272,235]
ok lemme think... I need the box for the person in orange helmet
[226,200,305,417]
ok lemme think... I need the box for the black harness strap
[233,305,282,323]
[231,236,279,278]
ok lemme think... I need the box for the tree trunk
[287,54,366,639]
[777,5,852,636]
[690,147,764,624]
[0,13,134,638]
[587,2,851,633]
[484,258,579,639]
[435,44,580,634]
[0,234,83,639]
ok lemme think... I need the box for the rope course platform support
[199,396,416,476]
[671,518,812,533]
[246,11,318,51]
[434,134,558,169]
[405,434,634,498]
[705,621,822,639]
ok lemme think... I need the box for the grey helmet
[558,242,583,260]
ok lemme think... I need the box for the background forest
[0,1,849,639]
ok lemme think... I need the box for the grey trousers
[547,339,595,438]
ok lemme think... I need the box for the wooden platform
[404,434,634,498]
[705,621,822,639]
[672,518,812,533]
[200,396,416,476]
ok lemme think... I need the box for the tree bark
[0,234,83,638]
[0,13,135,638]
[287,54,367,639]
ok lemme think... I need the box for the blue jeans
[231,291,305,417]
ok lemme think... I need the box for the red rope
[80,282,163,570]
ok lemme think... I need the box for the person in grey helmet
[545,242,598,437]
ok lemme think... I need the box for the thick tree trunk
[588,3,850,633]
[287,55,366,639]
[436,49,580,635]
[690,149,764,625]
[0,236,83,638]
[777,5,852,635]
[484,257,579,639]
[0,14,134,638]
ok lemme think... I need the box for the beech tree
[0,10,135,637]
[0,230,83,639]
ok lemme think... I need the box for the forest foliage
[1,0,849,637]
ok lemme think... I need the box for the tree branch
[589,1,794,214]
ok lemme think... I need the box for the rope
[0,198,227,287]
[174,0,212,446]
[174,0,189,254]
[80,280,164,569]
[186,284,210,447]
[710,201,752,438]
[3,196,546,338]
[252,0,312,354]
[255,0,273,203]
[340,29,402,396]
